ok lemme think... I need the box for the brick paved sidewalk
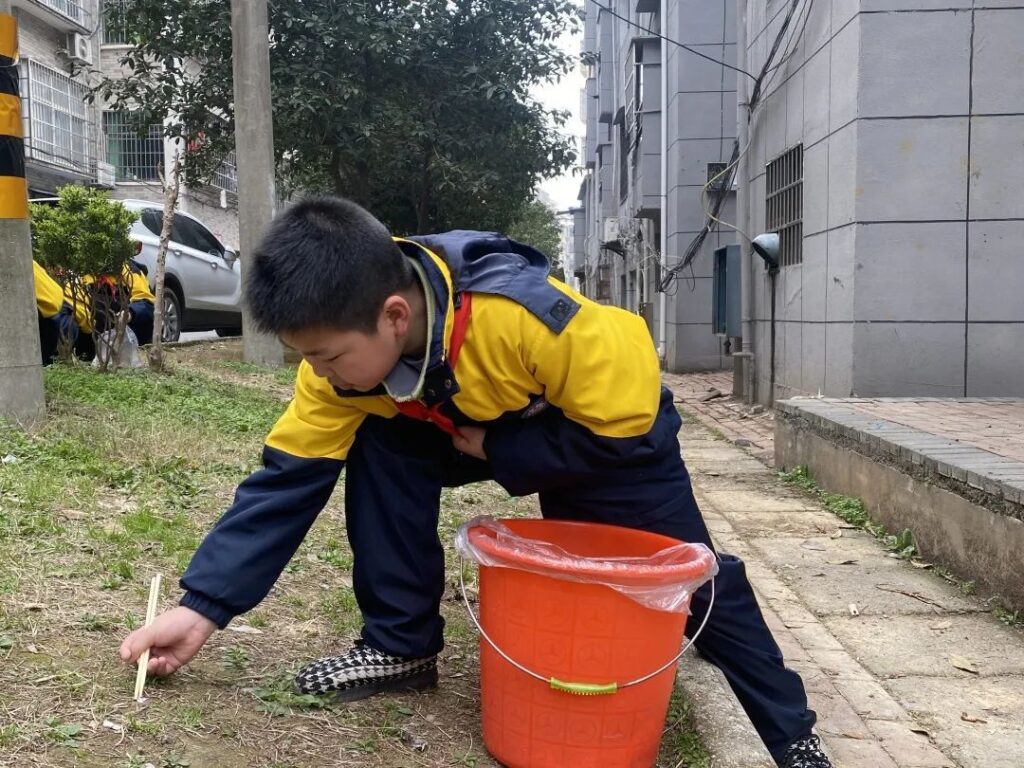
[682,422,1024,768]
[663,371,776,465]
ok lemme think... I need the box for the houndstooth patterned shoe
[294,640,438,702]
[780,734,833,768]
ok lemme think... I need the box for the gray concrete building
[738,0,1024,402]
[575,0,738,372]
[12,0,239,247]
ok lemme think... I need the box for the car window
[173,214,223,255]
[189,219,225,256]
[139,209,163,237]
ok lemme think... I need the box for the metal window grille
[21,60,94,173]
[211,150,237,193]
[103,111,163,181]
[765,144,803,267]
[102,0,132,44]
[40,0,87,25]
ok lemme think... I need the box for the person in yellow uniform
[122,260,156,346]
[32,260,78,365]
[118,197,829,768]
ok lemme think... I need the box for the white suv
[122,200,243,342]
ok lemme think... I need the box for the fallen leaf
[909,727,931,736]
[949,655,979,674]
[960,712,987,724]
[849,603,860,617]
[828,558,858,566]
[26,644,39,654]
[929,620,953,631]
[227,625,263,635]
[102,719,124,733]
[0,636,13,650]
[910,560,933,569]
[801,540,827,551]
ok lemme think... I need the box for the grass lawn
[0,342,707,768]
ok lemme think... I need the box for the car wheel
[215,328,242,338]
[161,290,182,343]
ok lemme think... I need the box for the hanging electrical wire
[658,0,812,291]
[586,0,757,81]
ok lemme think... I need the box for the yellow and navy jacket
[181,232,683,627]
[33,261,65,319]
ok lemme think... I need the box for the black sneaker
[294,640,438,702]
[781,735,833,768]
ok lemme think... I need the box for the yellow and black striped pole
[0,3,45,425]
[0,8,27,219]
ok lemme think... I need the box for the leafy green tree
[93,0,579,235]
[30,186,139,370]
[506,198,565,280]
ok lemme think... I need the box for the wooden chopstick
[133,574,162,701]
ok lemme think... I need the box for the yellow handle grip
[549,678,618,696]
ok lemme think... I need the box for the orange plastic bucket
[463,519,717,768]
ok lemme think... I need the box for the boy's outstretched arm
[119,362,365,671]
[482,299,666,496]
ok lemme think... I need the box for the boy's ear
[380,294,412,332]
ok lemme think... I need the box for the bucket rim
[466,519,717,587]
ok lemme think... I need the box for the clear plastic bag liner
[456,516,718,614]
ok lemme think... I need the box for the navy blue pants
[345,410,815,761]
[129,300,155,346]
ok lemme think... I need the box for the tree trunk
[148,154,182,372]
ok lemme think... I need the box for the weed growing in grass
[660,688,710,768]
[251,670,333,715]
[779,467,918,559]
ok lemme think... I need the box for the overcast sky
[533,22,586,213]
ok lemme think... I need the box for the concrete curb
[676,653,775,767]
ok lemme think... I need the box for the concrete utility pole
[231,0,283,367]
[0,2,45,426]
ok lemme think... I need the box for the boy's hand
[118,606,217,676]
[453,426,487,460]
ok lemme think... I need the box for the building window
[39,0,88,26]
[103,111,163,181]
[21,60,93,173]
[102,0,133,44]
[211,150,237,193]
[766,144,803,267]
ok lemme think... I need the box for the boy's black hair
[246,196,416,334]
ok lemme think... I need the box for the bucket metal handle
[457,556,716,696]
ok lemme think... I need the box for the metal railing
[37,0,90,26]
[210,150,237,194]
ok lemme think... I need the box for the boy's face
[280,296,411,392]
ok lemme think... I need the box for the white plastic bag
[456,516,718,613]
[94,326,144,369]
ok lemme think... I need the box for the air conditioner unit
[602,217,620,244]
[95,161,115,189]
[67,33,92,65]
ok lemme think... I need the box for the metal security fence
[766,144,804,267]
[20,59,95,173]
[103,111,163,181]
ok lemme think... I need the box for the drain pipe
[657,0,669,365]
[735,0,756,403]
